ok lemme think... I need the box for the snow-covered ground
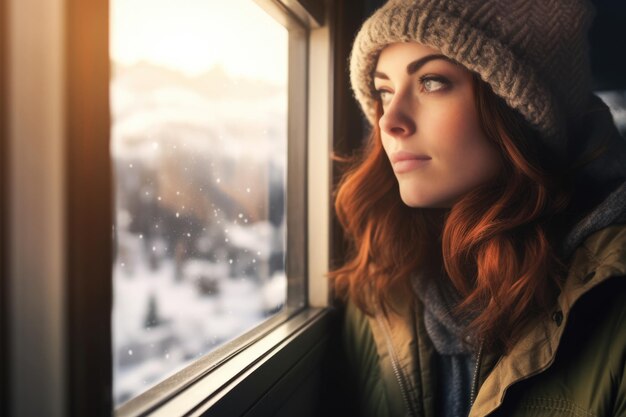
[112,237,286,405]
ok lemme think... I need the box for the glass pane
[110,0,288,407]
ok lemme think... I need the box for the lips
[390,151,431,173]
[390,151,431,164]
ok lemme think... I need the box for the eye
[375,89,393,104]
[420,75,449,93]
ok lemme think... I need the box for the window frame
[66,0,113,414]
[117,308,332,416]
[0,0,8,412]
[5,0,334,414]
[84,0,331,415]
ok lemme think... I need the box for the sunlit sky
[110,0,288,83]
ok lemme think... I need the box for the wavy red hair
[331,74,570,353]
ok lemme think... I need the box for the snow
[113,226,286,406]
[111,58,288,407]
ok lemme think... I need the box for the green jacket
[342,224,626,417]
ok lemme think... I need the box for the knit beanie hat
[349,0,596,155]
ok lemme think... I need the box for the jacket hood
[561,94,626,257]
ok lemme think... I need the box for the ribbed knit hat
[350,0,596,154]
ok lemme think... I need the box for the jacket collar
[470,224,626,416]
[368,281,426,417]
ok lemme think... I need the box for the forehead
[375,42,443,71]
[374,42,461,78]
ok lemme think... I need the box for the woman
[331,1,626,416]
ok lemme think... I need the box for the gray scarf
[411,273,475,417]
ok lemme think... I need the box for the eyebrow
[374,54,454,80]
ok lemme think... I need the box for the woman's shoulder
[558,223,626,384]
[570,223,626,263]
[341,299,376,356]
[564,223,626,304]
[338,299,395,417]
[502,275,626,417]
[561,223,626,340]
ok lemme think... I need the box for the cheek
[430,99,477,141]
[428,102,501,178]
[429,102,485,154]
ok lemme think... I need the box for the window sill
[116,307,334,416]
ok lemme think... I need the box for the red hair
[331,75,570,353]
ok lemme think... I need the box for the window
[5,0,329,414]
[110,0,303,407]
[597,90,626,136]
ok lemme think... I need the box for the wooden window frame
[0,0,8,412]
[66,0,112,414]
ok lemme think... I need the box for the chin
[400,194,433,208]
[399,189,455,209]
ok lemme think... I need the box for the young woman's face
[374,42,501,208]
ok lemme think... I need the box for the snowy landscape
[111,61,288,406]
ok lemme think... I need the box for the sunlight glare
[110,0,287,83]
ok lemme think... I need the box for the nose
[378,93,416,138]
